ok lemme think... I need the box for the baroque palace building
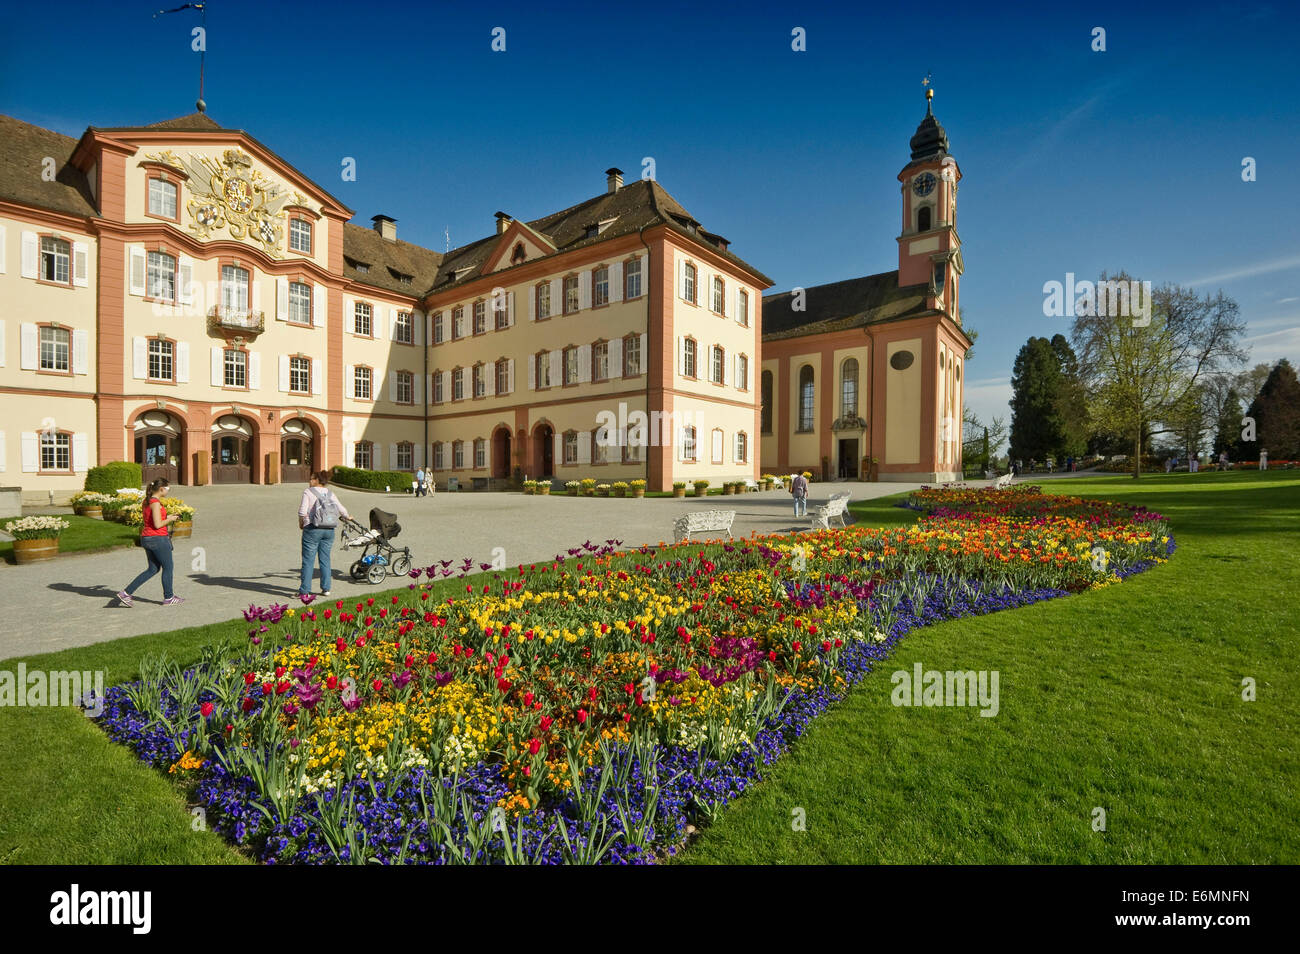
[0,93,967,501]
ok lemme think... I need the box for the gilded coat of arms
[145,148,308,258]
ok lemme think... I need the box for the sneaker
[116,590,133,608]
[162,596,185,606]
[320,590,332,597]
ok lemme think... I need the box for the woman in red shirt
[117,479,184,606]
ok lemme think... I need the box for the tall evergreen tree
[1243,359,1300,459]
[1049,333,1089,458]
[1009,337,1066,463]
[1213,386,1244,457]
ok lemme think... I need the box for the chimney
[494,211,512,235]
[605,167,624,194]
[371,214,397,242]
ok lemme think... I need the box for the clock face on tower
[913,172,937,197]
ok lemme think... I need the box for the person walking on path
[116,479,184,606]
[415,466,427,498]
[298,470,351,598]
[1220,451,1229,471]
[1260,449,1269,471]
[790,471,809,518]
[1165,456,1174,473]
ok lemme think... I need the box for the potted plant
[5,515,69,564]
[522,479,536,495]
[596,483,611,497]
[672,481,687,498]
[693,479,710,498]
[629,479,647,498]
[565,480,580,497]
[761,474,776,491]
[166,499,196,538]
[71,491,111,519]
[612,481,628,498]
[581,478,597,497]
[537,480,551,496]
[868,457,879,482]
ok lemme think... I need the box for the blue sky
[3,0,1297,428]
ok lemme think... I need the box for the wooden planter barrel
[75,506,104,519]
[171,521,193,538]
[673,489,686,497]
[632,488,645,497]
[13,537,59,563]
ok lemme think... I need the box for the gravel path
[1,480,933,659]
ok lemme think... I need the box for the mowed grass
[681,471,1300,864]
[1,472,1295,864]
[1,514,137,564]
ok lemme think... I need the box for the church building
[760,88,971,483]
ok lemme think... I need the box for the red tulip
[243,672,255,685]
[540,715,553,731]
[792,641,802,652]
[335,638,346,653]
[528,738,541,755]
[274,666,286,678]
[326,676,338,689]
[587,686,598,702]
[524,692,534,707]
[768,650,777,661]
[241,698,254,712]
[372,678,383,691]
[199,702,214,718]
[262,682,273,694]
[577,709,588,724]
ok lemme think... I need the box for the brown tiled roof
[0,115,97,217]
[343,223,444,299]
[120,112,225,132]
[761,271,932,341]
[429,179,772,294]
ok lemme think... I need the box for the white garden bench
[673,510,736,543]
[809,493,852,530]
[993,471,1014,490]
[743,479,761,493]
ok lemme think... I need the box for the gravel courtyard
[1,481,930,658]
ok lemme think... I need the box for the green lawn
[1,472,1296,864]
[1,514,138,564]
[681,471,1300,863]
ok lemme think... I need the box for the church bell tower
[897,85,963,322]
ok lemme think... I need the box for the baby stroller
[340,508,412,584]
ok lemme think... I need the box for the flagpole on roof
[154,2,208,113]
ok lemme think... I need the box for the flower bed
[93,490,1173,864]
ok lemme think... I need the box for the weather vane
[922,72,934,108]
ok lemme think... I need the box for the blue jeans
[126,536,175,599]
[794,495,807,517]
[300,527,335,594]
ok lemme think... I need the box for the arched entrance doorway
[210,415,254,483]
[492,426,511,480]
[281,418,315,484]
[133,410,184,486]
[532,422,554,479]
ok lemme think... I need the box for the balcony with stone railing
[208,307,266,338]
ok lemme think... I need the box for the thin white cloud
[1182,255,1300,288]
[1276,297,1299,304]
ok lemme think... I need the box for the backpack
[309,487,340,528]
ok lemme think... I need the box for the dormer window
[511,242,526,264]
